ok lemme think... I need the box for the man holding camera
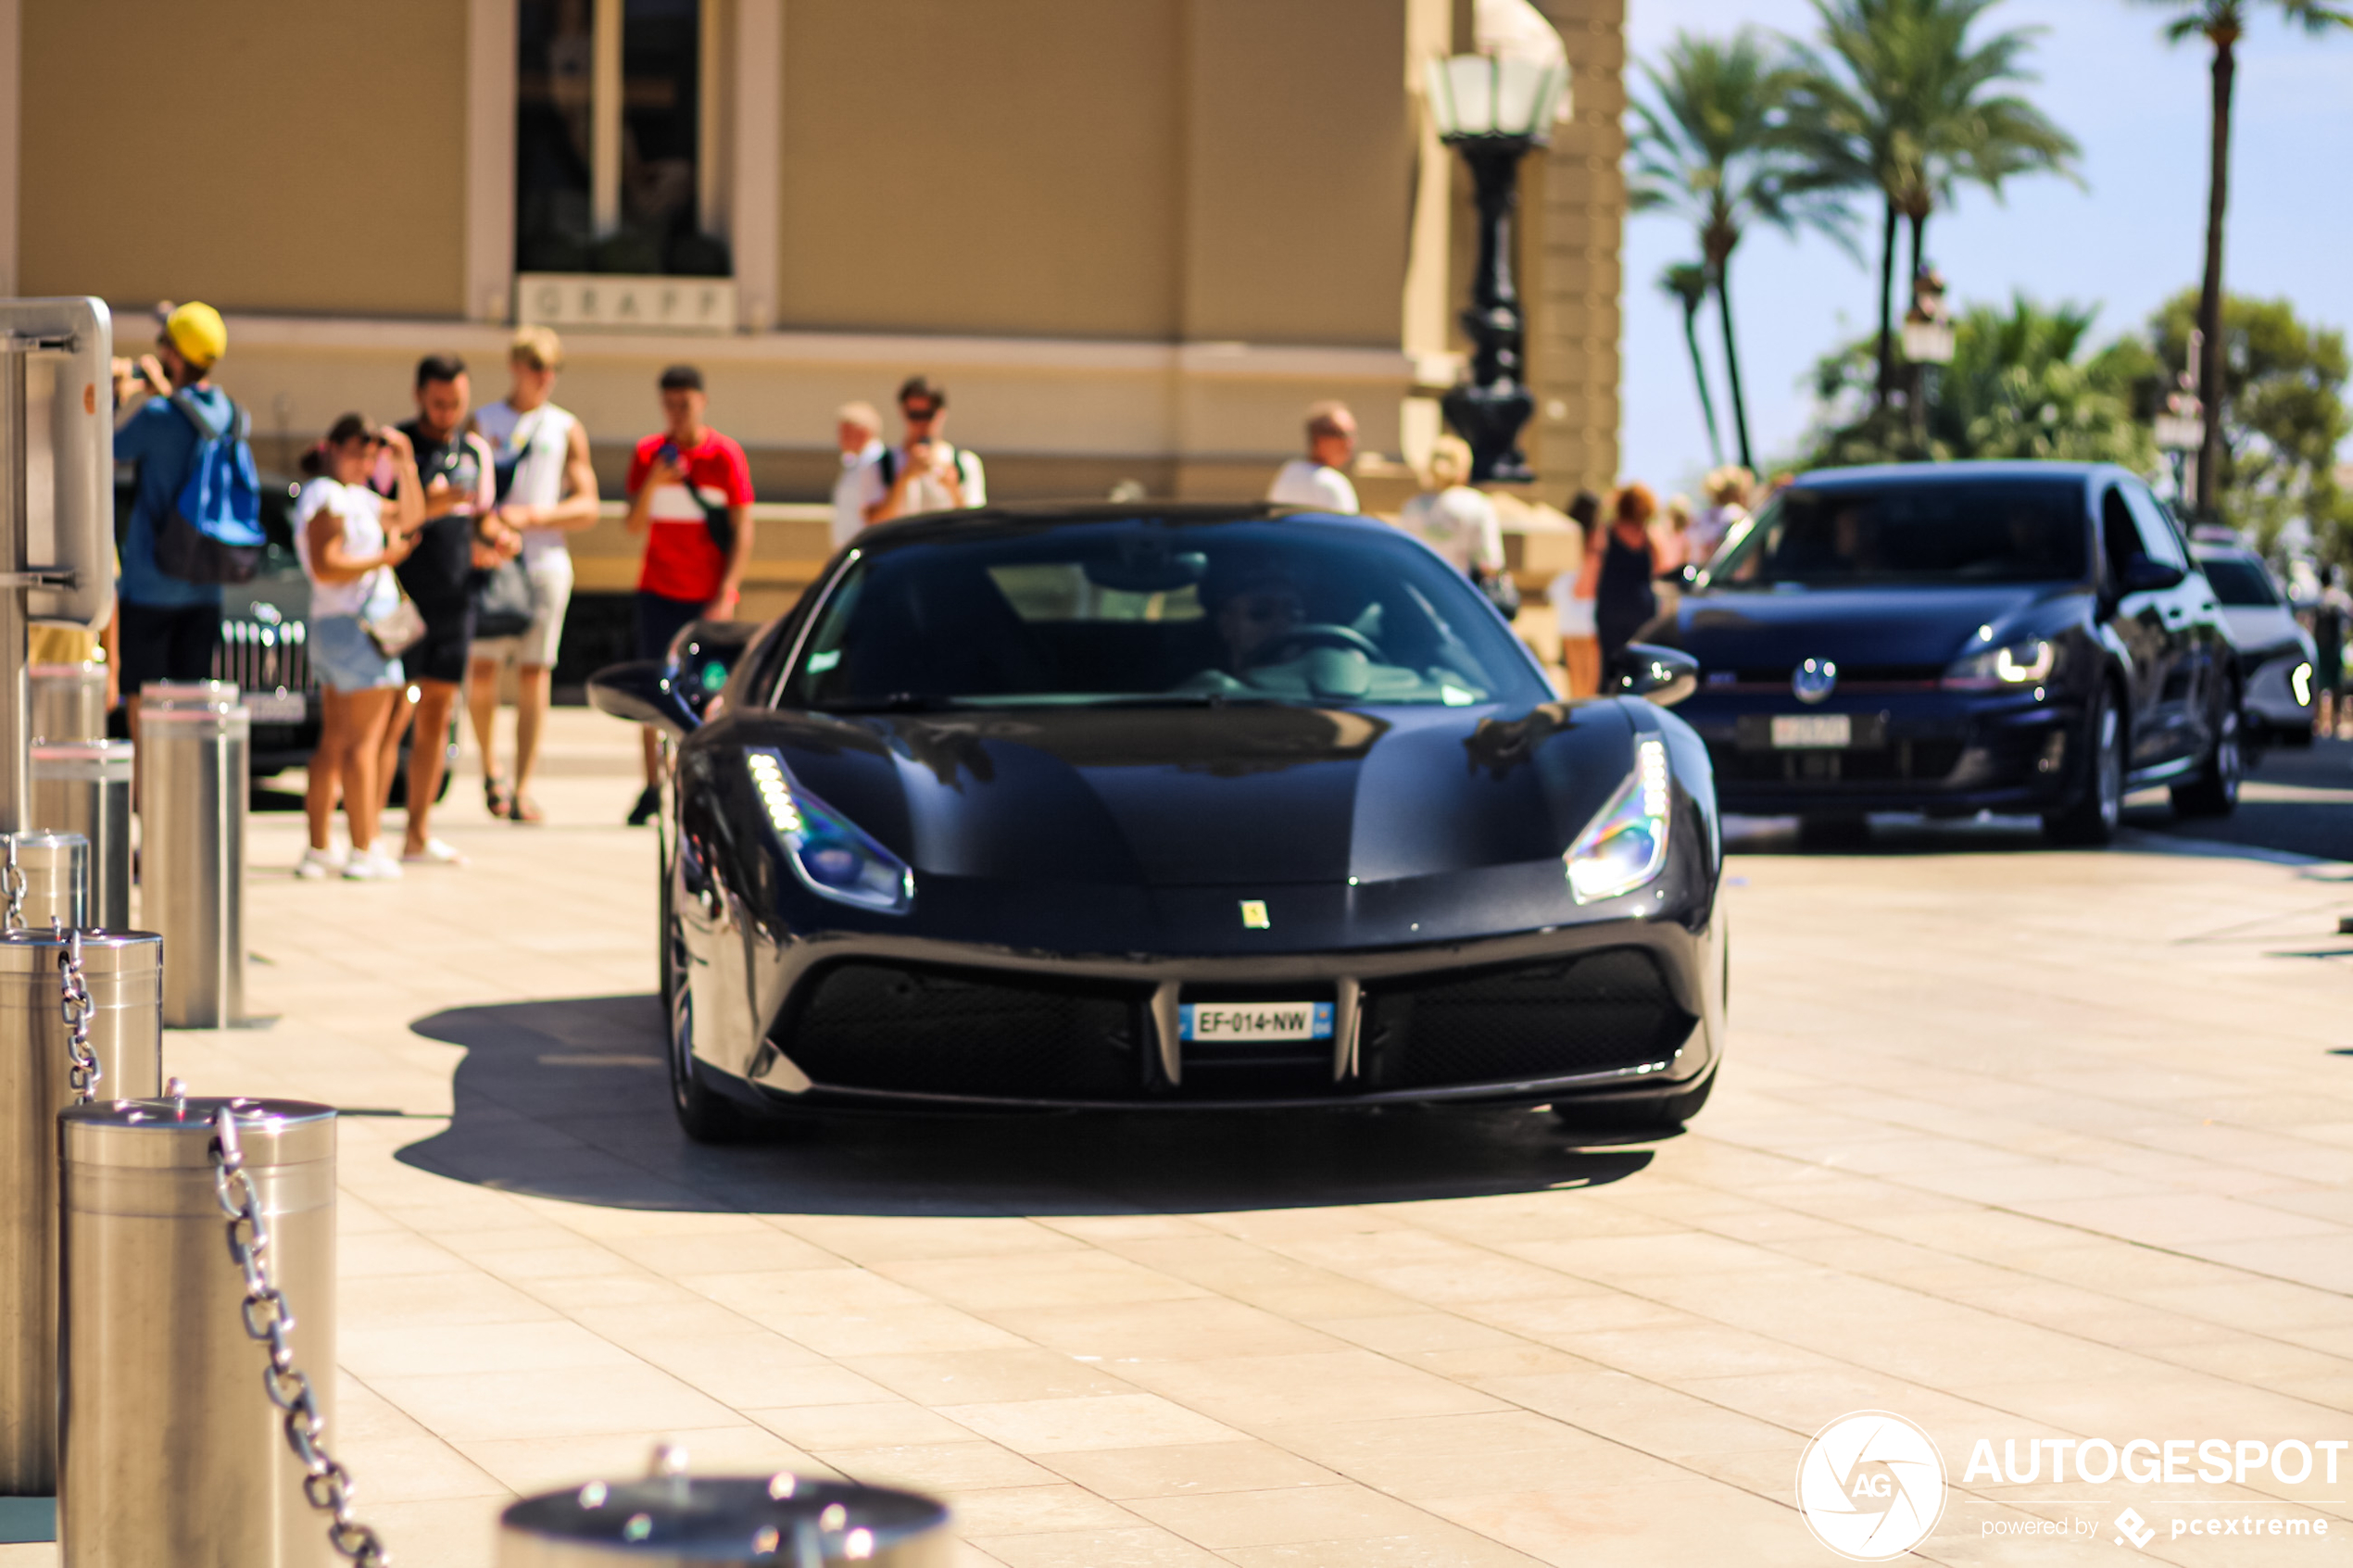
[862,376,987,523]
[621,363,755,825]
[108,302,241,702]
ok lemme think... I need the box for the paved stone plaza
[7,713,2351,1566]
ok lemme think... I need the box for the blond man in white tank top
[466,327,600,822]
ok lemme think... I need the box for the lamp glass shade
[1427,55,1495,141]
[1427,53,1565,144]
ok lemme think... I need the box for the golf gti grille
[784,961,1139,1098]
[1360,947,1695,1090]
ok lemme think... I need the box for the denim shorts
[309,614,405,693]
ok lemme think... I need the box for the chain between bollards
[55,919,95,1103]
[208,1103,392,1567]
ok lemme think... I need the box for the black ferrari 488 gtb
[590,505,1726,1141]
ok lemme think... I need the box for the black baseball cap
[658,364,704,392]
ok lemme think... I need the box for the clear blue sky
[1617,0,2353,495]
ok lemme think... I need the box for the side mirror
[669,620,761,719]
[586,659,699,738]
[1607,643,1699,708]
[2123,557,2185,595]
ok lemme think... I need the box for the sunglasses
[901,405,940,421]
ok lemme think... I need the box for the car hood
[1656,583,2073,671]
[736,702,1638,888]
[2219,604,2309,658]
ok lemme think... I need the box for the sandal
[485,776,513,818]
[509,793,546,824]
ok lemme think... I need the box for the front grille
[1710,739,1966,785]
[781,961,1140,1098]
[214,619,314,696]
[1361,947,1694,1090]
[1729,663,1944,686]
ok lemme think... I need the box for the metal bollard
[0,830,86,932]
[58,1094,336,1568]
[499,1449,953,1566]
[0,929,161,1496]
[26,664,107,745]
[137,682,247,1026]
[31,742,132,931]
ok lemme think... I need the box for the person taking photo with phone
[294,416,422,881]
[622,363,755,825]
[862,376,986,523]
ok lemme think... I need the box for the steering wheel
[1255,622,1382,666]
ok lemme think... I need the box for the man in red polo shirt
[623,363,755,823]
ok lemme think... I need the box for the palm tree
[1787,0,2078,409]
[2139,0,2351,517]
[1659,263,1725,467]
[1629,31,1849,470]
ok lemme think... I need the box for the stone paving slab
[5,710,2351,1565]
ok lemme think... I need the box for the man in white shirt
[1267,401,1360,512]
[830,401,883,550]
[862,376,987,523]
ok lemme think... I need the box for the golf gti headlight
[1944,636,2057,689]
[745,751,913,914]
[1566,738,1671,905]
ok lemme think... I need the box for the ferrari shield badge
[1239,900,1270,930]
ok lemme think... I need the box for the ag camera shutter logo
[1796,1411,1947,1561]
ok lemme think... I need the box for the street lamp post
[1426,51,1569,484]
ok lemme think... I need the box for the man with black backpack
[860,375,986,523]
[620,363,754,824]
[108,301,264,704]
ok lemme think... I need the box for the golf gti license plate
[1179,1002,1334,1043]
[1770,713,1851,749]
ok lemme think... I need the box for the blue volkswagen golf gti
[1643,461,2242,846]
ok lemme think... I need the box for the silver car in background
[2192,537,2316,748]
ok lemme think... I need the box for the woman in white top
[1398,437,1505,577]
[1548,488,1604,697]
[294,414,422,881]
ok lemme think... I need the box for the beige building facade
[2,0,1621,606]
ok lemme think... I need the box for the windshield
[2198,555,2279,607]
[778,518,1550,711]
[1705,480,2090,589]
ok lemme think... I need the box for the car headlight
[2291,662,2313,707]
[1943,636,2057,689]
[745,750,913,914]
[1566,738,1671,905]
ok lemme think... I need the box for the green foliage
[1796,295,2158,470]
[2135,0,2353,47]
[2133,290,2353,560]
[1788,0,2079,232]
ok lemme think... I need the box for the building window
[516,0,729,276]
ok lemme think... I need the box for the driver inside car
[1211,567,1307,671]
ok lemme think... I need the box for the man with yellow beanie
[109,301,243,697]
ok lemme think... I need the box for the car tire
[1795,812,1869,850]
[662,899,763,1145]
[2044,686,2123,847]
[2171,694,2243,819]
[1553,1073,1714,1136]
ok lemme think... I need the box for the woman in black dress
[1578,483,1659,661]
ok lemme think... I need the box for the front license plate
[1180,1002,1333,1043]
[1770,713,1851,749]
[243,691,308,724]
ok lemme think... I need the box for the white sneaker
[342,848,405,882]
[294,847,344,880]
[401,837,468,867]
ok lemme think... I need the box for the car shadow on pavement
[396,995,1655,1217]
